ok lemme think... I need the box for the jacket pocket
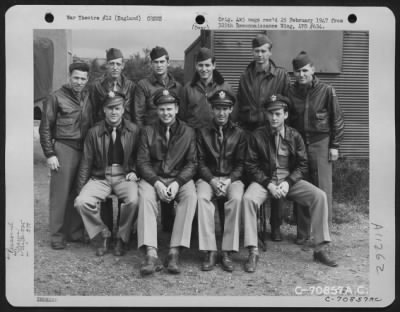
[55,118,76,137]
[315,112,329,131]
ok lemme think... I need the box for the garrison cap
[252,34,272,48]
[103,91,125,107]
[153,89,179,106]
[69,61,90,74]
[208,89,235,107]
[106,48,123,61]
[196,47,214,62]
[292,51,313,71]
[150,46,169,60]
[265,94,290,111]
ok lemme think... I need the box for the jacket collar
[190,69,225,87]
[158,118,180,135]
[99,118,135,136]
[263,124,293,139]
[102,73,128,88]
[61,84,89,100]
[208,119,236,132]
[149,72,176,85]
[246,59,278,77]
[294,75,320,89]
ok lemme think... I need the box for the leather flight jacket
[236,60,290,131]
[134,73,183,127]
[246,125,308,190]
[197,120,246,182]
[91,74,136,122]
[39,84,93,158]
[288,77,345,149]
[76,119,140,192]
[180,69,235,129]
[137,119,198,186]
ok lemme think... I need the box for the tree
[123,48,152,82]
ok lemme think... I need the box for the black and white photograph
[5,5,395,307]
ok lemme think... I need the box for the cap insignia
[218,91,226,99]
[163,89,169,96]
[108,91,115,98]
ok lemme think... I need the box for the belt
[105,164,125,176]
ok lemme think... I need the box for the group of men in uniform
[39,33,344,276]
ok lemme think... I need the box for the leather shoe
[221,252,234,272]
[140,255,162,276]
[313,250,338,267]
[51,241,66,250]
[165,253,181,274]
[201,251,218,271]
[113,238,126,256]
[271,228,282,241]
[244,253,259,273]
[96,229,111,256]
[295,236,310,245]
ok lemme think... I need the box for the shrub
[332,158,369,223]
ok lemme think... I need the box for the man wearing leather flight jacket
[39,62,93,250]
[288,51,345,244]
[242,95,337,273]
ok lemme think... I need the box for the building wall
[184,30,369,159]
[33,29,72,92]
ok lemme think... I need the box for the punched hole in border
[195,15,205,25]
[45,13,54,23]
[348,14,357,23]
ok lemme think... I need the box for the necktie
[218,126,224,145]
[111,127,117,143]
[275,131,280,165]
[113,81,118,92]
[275,131,280,150]
[166,126,170,144]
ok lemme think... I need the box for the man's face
[196,58,215,81]
[69,70,88,93]
[266,108,288,131]
[104,104,124,126]
[294,63,315,85]
[106,58,124,79]
[151,55,169,76]
[212,105,232,126]
[157,103,178,126]
[252,43,272,64]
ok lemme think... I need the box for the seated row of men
[73,87,337,276]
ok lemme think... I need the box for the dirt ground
[33,129,369,298]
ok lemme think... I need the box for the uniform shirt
[236,60,290,131]
[134,73,183,127]
[272,126,290,182]
[106,122,124,165]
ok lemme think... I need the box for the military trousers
[49,141,84,243]
[297,136,333,239]
[137,179,197,249]
[242,181,331,248]
[74,165,139,243]
[196,179,243,252]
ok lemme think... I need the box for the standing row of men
[39,33,344,275]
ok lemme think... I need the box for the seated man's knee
[315,188,327,201]
[230,190,244,203]
[197,190,210,202]
[74,196,85,211]
[123,186,139,207]
[243,191,255,205]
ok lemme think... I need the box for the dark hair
[69,62,90,74]
[196,56,216,65]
